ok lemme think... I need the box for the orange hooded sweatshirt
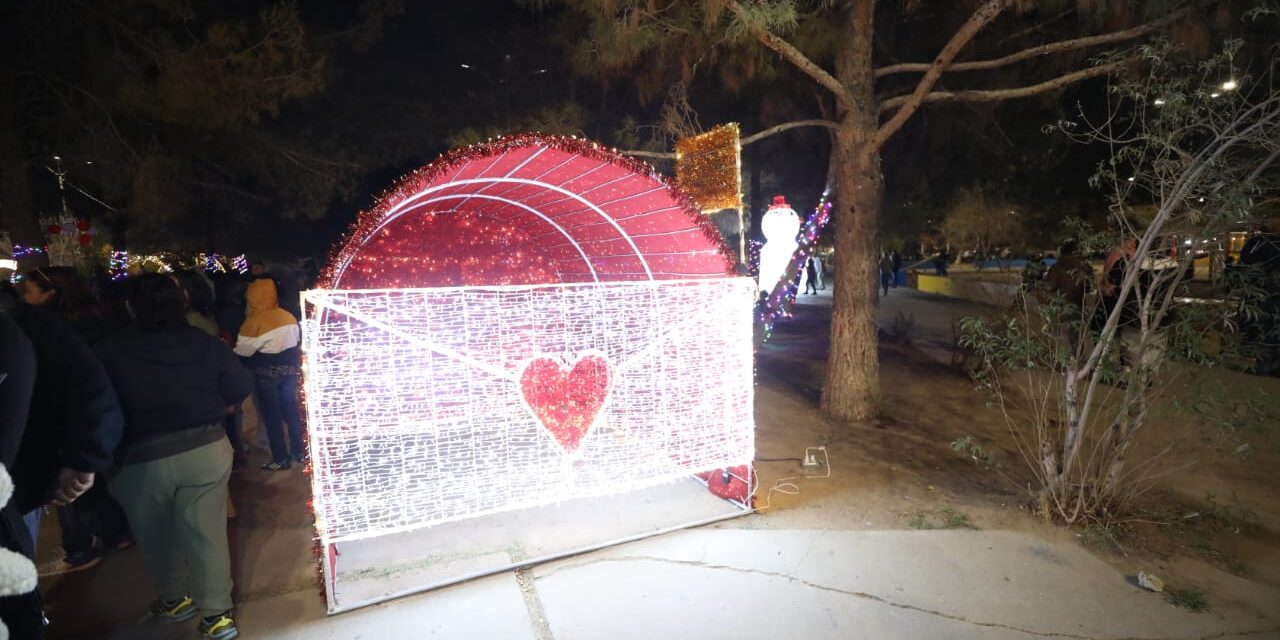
[233,279,300,368]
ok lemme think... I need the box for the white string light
[302,277,757,543]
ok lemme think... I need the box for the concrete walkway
[129,528,1280,640]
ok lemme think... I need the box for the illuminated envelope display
[303,135,756,612]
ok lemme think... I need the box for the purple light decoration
[12,244,46,259]
[757,197,832,340]
[109,250,129,281]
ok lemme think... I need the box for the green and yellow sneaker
[149,596,198,622]
[199,610,240,640]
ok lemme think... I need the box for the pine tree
[532,0,1215,421]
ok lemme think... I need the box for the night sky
[12,1,1167,261]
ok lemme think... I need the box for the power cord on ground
[753,446,831,512]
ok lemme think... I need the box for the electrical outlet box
[803,446,825,467]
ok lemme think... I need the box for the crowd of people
[0,261,306,640]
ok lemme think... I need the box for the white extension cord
[754,446,831,511]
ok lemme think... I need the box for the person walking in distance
[879,253,895,296]
[804,257,819,295]
[95,274,252,639]
[234,278,305,471]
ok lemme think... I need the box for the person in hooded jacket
[94,274,252,640]
[234,278,305,471]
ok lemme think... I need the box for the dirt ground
[736,300,1280,619]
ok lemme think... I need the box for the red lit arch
[323,134,735,289]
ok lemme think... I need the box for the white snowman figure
[0,465,38,640]
[758,195,801,298]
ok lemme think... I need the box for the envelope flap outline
[308,285,720,381]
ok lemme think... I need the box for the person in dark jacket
[234,278,304,471]
[179,271,247,468]
[96,274,252,640]
[6,291,124,543]
[0,301,45,639]
[1042,239,1094,310]
[21,267,134,574]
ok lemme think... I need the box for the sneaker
[149,596,198,623]
[199,611,239,640]
[38,551,102,576]
[261,459,291,471]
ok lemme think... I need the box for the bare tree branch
[875,3,1204,79]
[877,58,1131,114]
[741,119,839,145]
[994,8,1073,47]
[865,0,1011,160]
[622,149,678,160]
[727,1,855,110]
[619,118,839,160]
[1246,148,1280,184]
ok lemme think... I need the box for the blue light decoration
[757,195,832,341]
[746,239,763,281]
[203,253,219,273]
[109,250,129,281]
[12,244,46,259]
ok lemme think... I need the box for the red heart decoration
[518,353,611,453]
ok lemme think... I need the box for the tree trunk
[820,0,881,421]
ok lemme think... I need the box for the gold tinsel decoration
[675,123,742,213]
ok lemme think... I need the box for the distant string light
[109,250,129,281]
[12,244,46,259]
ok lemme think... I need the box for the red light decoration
[46,224,61,235]
[77,233,93,247]
[323,133,735,290]
[306,134,756,613]
[517,352,612,454]
[75,220,91,231]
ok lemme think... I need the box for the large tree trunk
[821,0,881,421]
